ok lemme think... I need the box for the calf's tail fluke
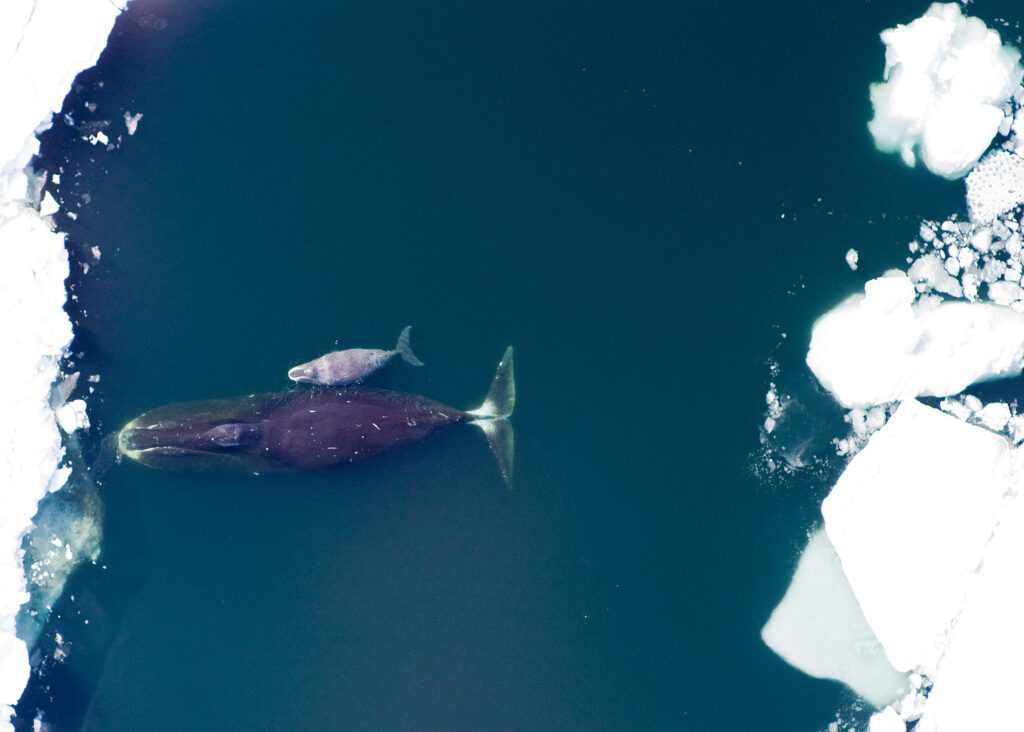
[395,325,424,367]
[468,346,515,485]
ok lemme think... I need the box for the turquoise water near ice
[16,0,1024,729]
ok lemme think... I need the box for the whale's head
[288,360,322,384]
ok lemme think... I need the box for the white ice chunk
[969,227,992,253]
[39,191,59,217]
[822,400,1011,674]
[966,150,1024,223]
[846,248,859,270]
[939,396,973,421]
[123,110,142,135]
[868,707,906,732]
[867,3,1023,179]
[908,254,962,296]
[915,472,1024,730]
[977,402,1012,432]
[761,529,908,708]
[54,399,89,433]
[807,272,1024,408]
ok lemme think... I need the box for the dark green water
[17,0,1018,729]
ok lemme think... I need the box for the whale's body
[288,325,423,387]
[118,347,515,481]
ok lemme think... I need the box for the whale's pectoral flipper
[90,432,122,477]
[468,347,515,485]
[395,325,424,367]
[203,423,260,448]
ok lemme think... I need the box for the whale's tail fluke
[395,325,424,367]
[468,347,515,485]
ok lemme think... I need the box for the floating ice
[761,529,908,707]
[868,707,904,732]
[806,272,1024,408]
[124,111,142,136]
[38,192,59,218]
[913,481,1024,730]
[867,3,1023,179]
[0,0,124,725]
[845,248,859,270]
[966,150,1024,223]
[822,399,1012,675]
[54,399,89,434]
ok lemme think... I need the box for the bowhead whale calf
[119,347,515,482]
[288,325,423,386]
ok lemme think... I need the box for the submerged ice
[761,529,907,708]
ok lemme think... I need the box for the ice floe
[913,481,1024,730]
[806,272,1024,408]
[867,3,1022,179]
[822,400,1013,675]
[761,529,908,707]
[0,0,124,726]
[966,150,1024,223]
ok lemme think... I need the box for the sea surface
[14,0,1023,729]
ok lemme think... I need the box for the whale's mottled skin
[119,347,515,481]
[288,325,423,387]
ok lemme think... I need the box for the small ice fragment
[124,111,143,135]
[988,280,1024,306]
[866,406,887,431]
[908,254,962,297]
[977,402,1011,431]
[999,114,1014,137]
[55,400,90,433]
[39,192,59,217]
[868,707,905,732]
[90,246,101,261]
[940,397,973,422]
[970,229,992,253]
[846,248,859,270]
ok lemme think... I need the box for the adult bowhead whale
[118,347,515,483]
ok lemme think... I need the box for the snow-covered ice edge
[0,1,125,726]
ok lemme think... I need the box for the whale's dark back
[119,388,470,473]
